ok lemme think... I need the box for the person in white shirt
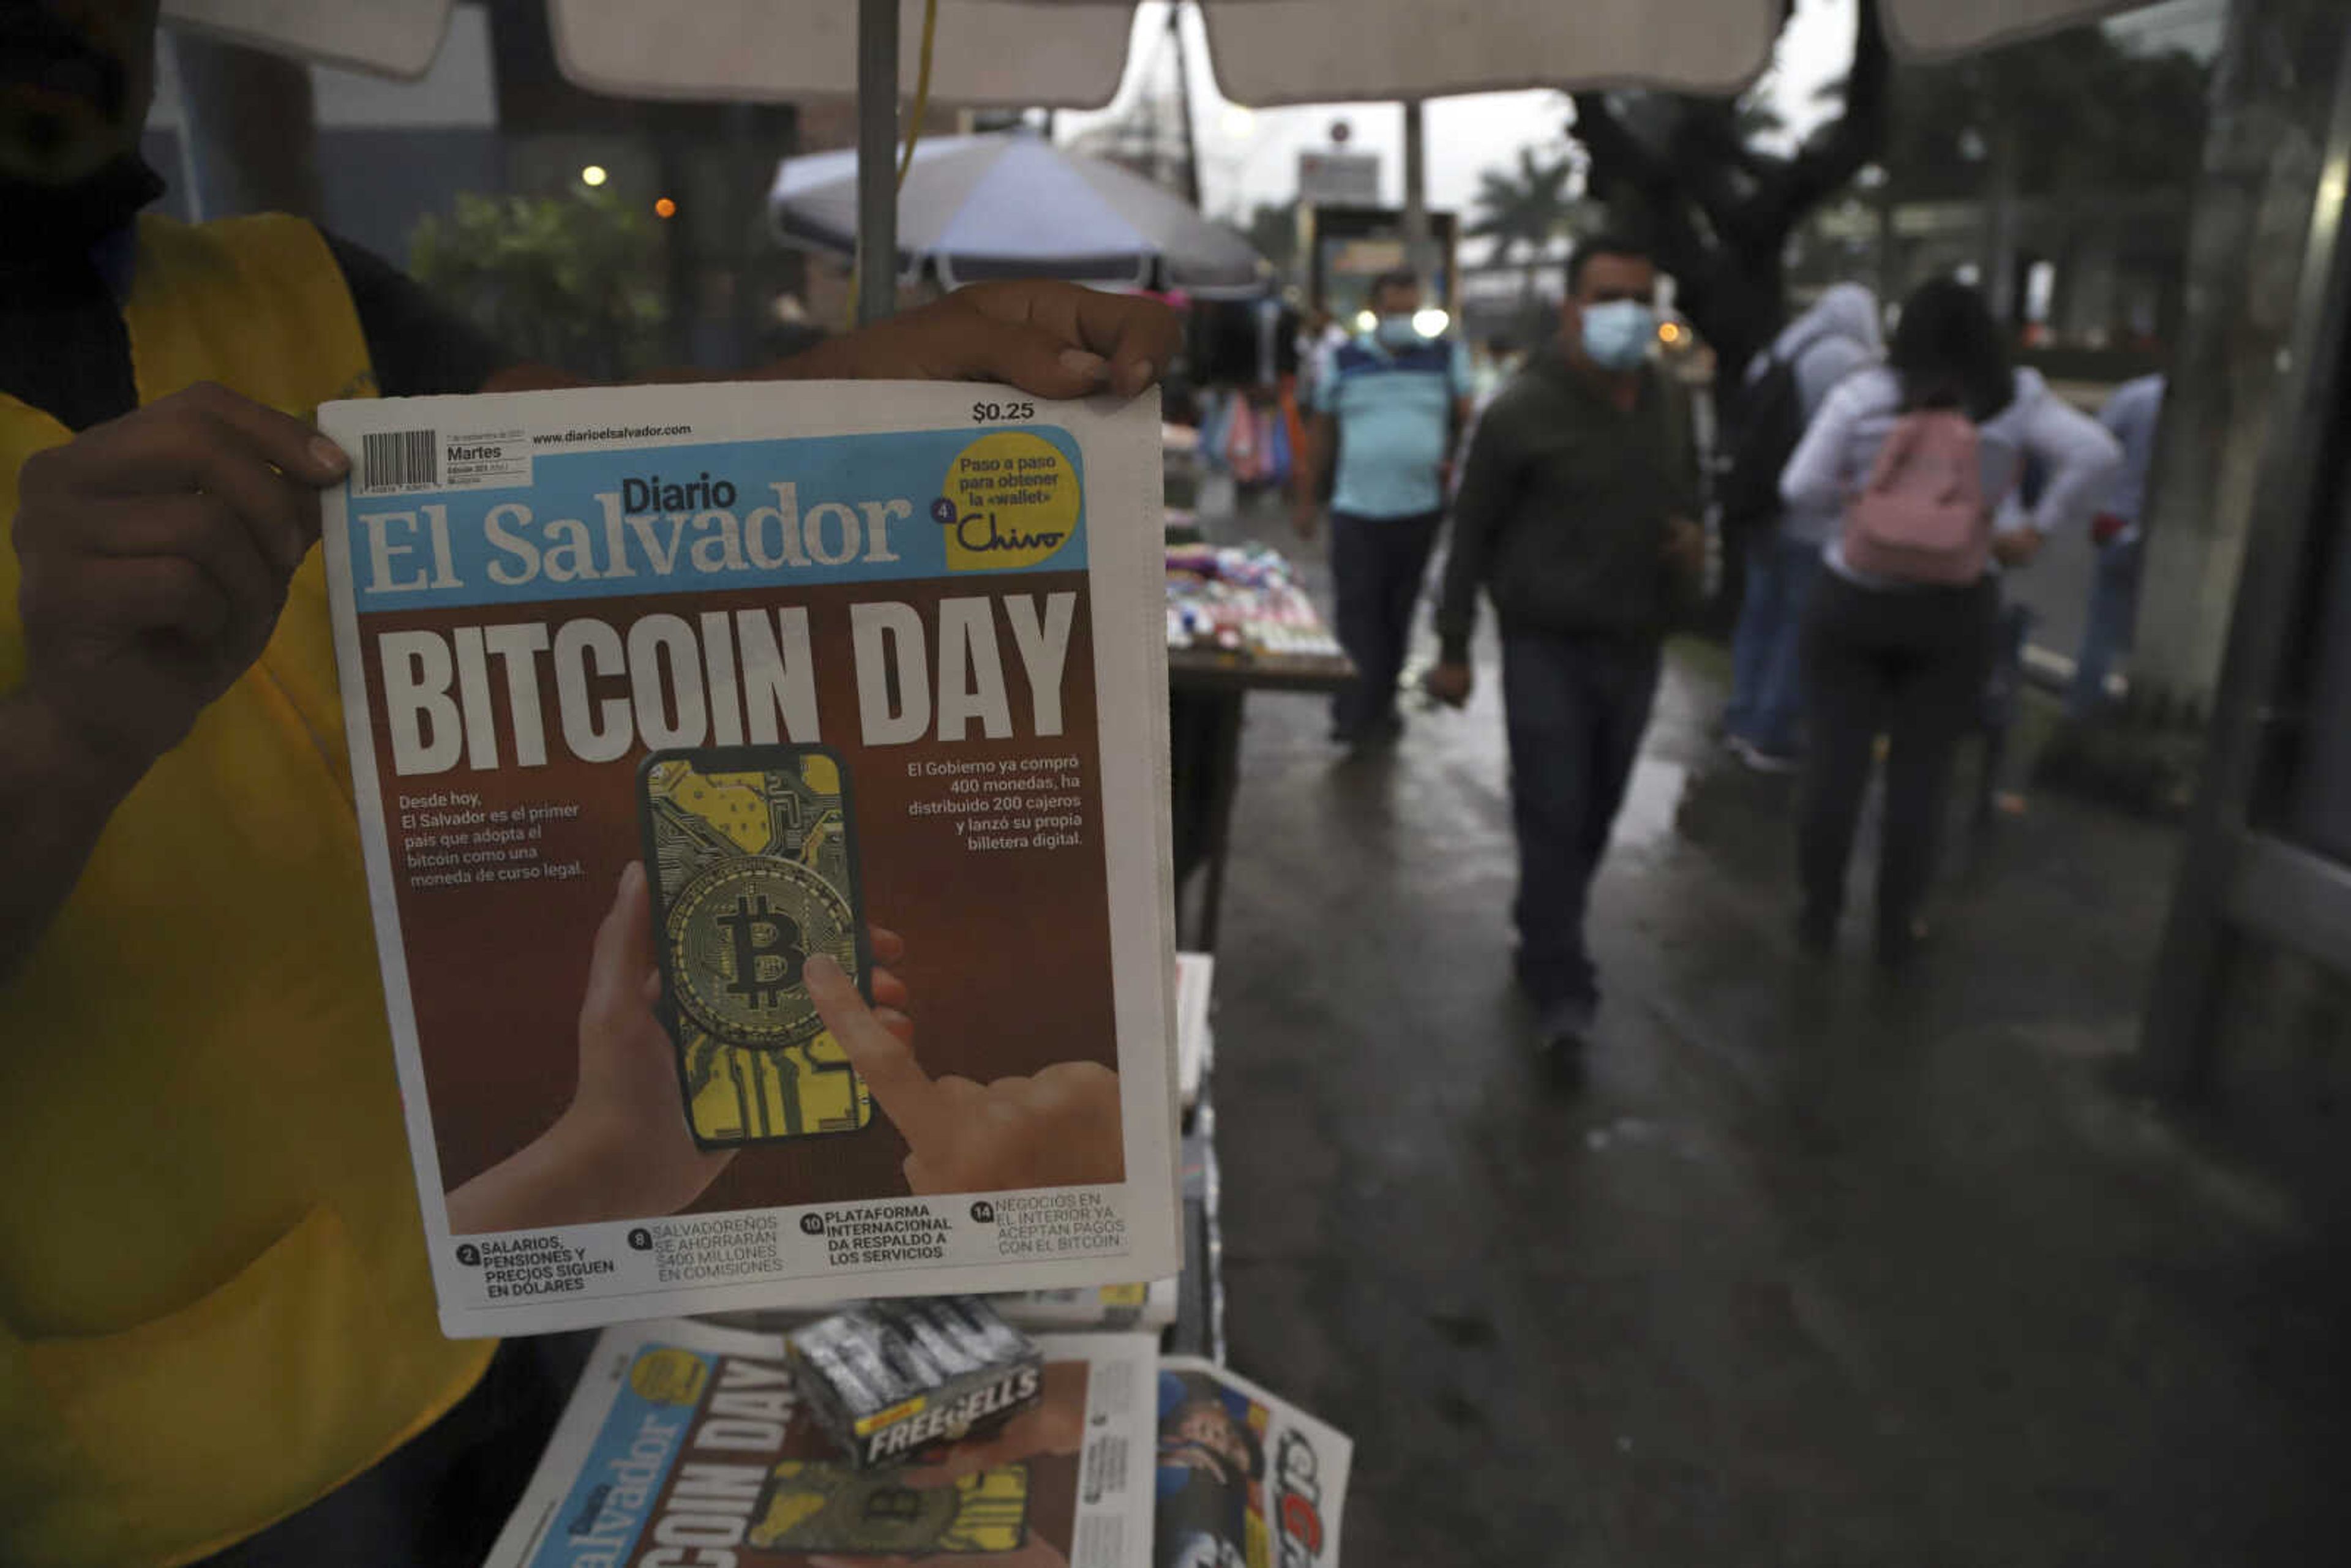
[2068,372,2166,716]
[1779,278,2120,964]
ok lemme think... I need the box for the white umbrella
[771,131,1273,295]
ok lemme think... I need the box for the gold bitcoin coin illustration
[665,857,858,1049]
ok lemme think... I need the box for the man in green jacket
[1426,234,1703,1070]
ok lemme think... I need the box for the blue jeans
[2068,535,2142,718]
[1329,509,1444,738]
[1725,529,1823,756]
[1501,629,1662,1010]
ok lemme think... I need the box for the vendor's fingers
[966,282,1176,398]
[807,952,948,1153]
[77,493,283,643]
[950,313,1113,400]
[873,1005,915,1049]
[55,554,232,647]
[67,389,343,568]
[868,925,906,965]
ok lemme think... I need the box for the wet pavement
[1196,501,2351,1566]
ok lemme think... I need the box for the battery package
[787,1297,1045,1468]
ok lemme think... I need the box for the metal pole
[856,0,900,325]
[1402,98,1429,283]
[1169,1,1202,209]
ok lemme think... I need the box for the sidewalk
[1198,497,2351,1566]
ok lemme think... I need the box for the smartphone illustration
[748,1461,1031,1555]
[637,745,874,1148]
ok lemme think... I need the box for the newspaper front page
[1153,1359,1352,1568]
[318,382,1179,1335]
[484,1320,1161,1568]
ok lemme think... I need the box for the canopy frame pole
[856,0,900,325]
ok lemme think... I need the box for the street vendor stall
[1164,542,1351,950]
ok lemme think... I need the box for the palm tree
[1468,147,1579,306]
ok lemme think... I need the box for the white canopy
[163,1,2156,99]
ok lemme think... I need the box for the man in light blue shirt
[2069,372,2165,716]
[1295,269,1472,746]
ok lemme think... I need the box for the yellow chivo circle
[942,432,1080,572]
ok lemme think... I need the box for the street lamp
[580,163,609,187]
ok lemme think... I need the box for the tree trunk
[2131,0,2346,715]
[1982,121,2020,326]
[170,31,319,222]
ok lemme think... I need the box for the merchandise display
[1165,544,1344,660]
[788,1297,1044,1469]
[482,1320,1161,1567]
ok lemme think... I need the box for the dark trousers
[1501,628,1662,1010]
[1329,509,1443,738]
[1798,571,1997,940]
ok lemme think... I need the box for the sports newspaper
[482,1320,1161,1567]
[319,381,1180,1335]
[1153,1359,1353,1568]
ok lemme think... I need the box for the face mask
[1579,299,1657,371]
[1374,313,1425,351]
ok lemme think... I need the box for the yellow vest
[0,214,494,1568]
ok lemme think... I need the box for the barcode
[362,430,438,492]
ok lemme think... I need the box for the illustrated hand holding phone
[444,865,913,1234]
[804,956,1125,1195]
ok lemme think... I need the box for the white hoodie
[1751,283,1884,545]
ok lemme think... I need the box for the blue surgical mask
[1374,313,1425,351]
[1580,299,1657,371]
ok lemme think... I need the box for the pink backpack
[1840,410,2000,584]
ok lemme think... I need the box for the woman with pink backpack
[1779,279,2120,965]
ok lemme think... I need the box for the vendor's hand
[1424,661,1474,708]
[1290,494,1321,541]
[805,953,1125,1193]
[1662,514,1706,576]
[1992,528,2045,568]
[10,381,349,783]
[784,280,1177,400]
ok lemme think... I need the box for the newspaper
[484,1320,1161,1568]
[318,382,1180,1335]
[991,1278,1180,1334]
[1153,1359,1352,1568]
[1174,953,1213,1114]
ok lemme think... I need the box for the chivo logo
[938,432,1081,572]
[1274,1430,1329,1567]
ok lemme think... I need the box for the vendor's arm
[326,236,1178,405]
[481,279,1176,405]
[1,384,350,981]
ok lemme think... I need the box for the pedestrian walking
[1295,270,1473,748]
[1782,279,2120,964]
[1425,235,1704,1065]
[1720,283,1883,773]
[2068,372,2165,718]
